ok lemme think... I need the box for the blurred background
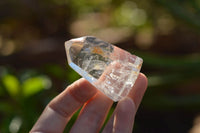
[0,0,200,132]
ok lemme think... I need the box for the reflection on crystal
[65,36,143,101]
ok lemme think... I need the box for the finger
[110,98,136,133]
[103,73,148,133]
[30,78,97,133]
[102,98,136,133]
[128,73,148,110]
[70,91,113,133]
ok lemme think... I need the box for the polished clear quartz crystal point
[65,36,143,101]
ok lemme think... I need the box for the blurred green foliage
[0,65,82,132]
[0,67,50,132]
[0,0,200,132]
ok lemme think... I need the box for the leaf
[22,76,51,97]
[2,74,20,97]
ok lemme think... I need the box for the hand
[30,73,148,133]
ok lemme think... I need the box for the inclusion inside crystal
[65,36,143,101]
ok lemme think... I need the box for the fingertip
[110,97,136,133]
[138,73,148,88]
[67,78,98,103]
[117,97,136,115]
[127,72,148,110]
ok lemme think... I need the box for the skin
[30,73,148,133]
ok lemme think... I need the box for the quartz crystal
[65,36,143,101]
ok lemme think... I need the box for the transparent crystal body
[65,36,143,101]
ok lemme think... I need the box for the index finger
[30,78,97,133]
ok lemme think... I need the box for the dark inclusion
[73,36,114,79]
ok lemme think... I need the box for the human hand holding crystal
[30,73,147,133]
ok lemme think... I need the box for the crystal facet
[65,36,143,101]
